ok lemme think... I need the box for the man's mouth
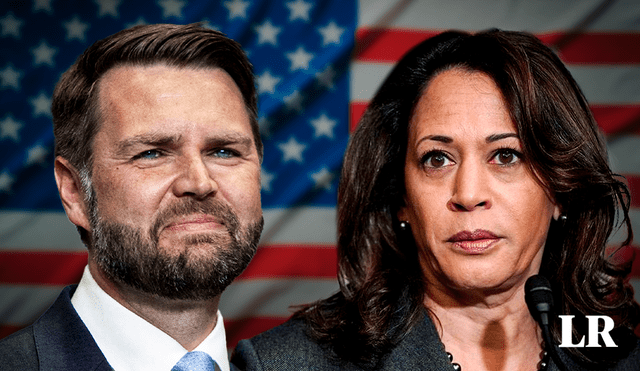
[163,215,223,232]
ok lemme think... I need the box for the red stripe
[355,28,640,64]
[537,32,640,65]
[350,102,367,132]
[354,28,438,63]
[0,245,337,285]
[225,316,289,348]
[609,246,640,278]
[0,251,87,285]
[238,245,337,280]
[0,325,22,340]
[591,105,640,136]
[0,242,635,285]
[625,175,640,209]
[351,103,640,137]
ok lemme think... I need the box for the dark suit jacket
[0,285,240,371]
[231,311,640,371]
[0,285,111,371]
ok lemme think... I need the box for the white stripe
[350,63,391,103]
[358,0,640,32]
[608,208,640,246]
[568,66,640,105]
[0,285,64,325]
[608,135,640,175]
[261,207,336,245]
[0,203,636,251]
[0,207,337,250]
[4,278,639,332]
[351,62,640,105]
[3,277,639,328]
[0,212,84,251]
[0,202,637,250]
[0,280,338,327]
[218,279,339,319]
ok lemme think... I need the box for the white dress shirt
[71,266,230,371]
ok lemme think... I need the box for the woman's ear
[552,204,561,221]
[54,157,91,231]
[397,199,410,223]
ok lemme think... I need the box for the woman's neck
[424,282,545,371]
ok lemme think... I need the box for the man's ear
[54,156,91,231]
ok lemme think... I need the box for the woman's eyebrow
[486,133,519,143]
[418,135,453,145]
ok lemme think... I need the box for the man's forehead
[97,64,241,102]
[92,64,254,146]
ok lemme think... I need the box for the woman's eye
[491,149,520,165]
[422,151,453,168]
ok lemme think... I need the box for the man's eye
[212,148,239,159]
[134,149,162,160]
[491,148,521,165]
[421,151,453,168]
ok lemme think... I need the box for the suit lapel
[32,285,112,371]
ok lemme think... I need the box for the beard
[85,187,263,301]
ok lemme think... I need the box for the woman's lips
[447,229,500,254]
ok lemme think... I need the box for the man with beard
[0,23,263,371]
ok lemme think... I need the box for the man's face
[85,65,263,300]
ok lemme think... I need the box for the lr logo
[558,315,617,347]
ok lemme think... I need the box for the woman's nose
[448,162,492,212]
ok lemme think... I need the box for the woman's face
[398,69,560,294]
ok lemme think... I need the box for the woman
[232,29,640,370]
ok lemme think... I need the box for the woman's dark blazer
[231,310,640,371]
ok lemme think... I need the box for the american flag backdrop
[0,0,638,349]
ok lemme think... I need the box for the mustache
[150,198,239,242]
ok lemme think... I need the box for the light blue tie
[172,351,220,371]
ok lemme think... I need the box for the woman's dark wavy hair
[296,29,638,367]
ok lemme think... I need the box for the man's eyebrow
[115,134,182,155]
[486,133,519,143]
[204,133,254,148]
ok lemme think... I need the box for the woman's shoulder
[608,336,640,371]
[230,316,352,371]
[235,316,315,355]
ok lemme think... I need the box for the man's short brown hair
[52,23,261,177]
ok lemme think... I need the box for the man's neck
[424,282,544,371]
[89,263,220,351]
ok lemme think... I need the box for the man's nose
[172,155,217,199]
[447,161,492,212]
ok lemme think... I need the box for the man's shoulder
[0,324,40,370]
[0,285,110,371]
[231,316,349,371]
